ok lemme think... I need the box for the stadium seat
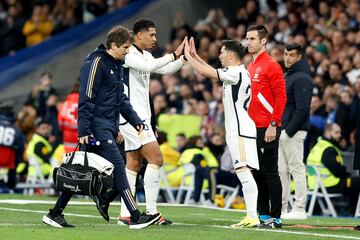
[175,163,196,204]
[159,168,176,203]
[18,157,53,195]
[217,184,240,209]
[306,165,342,217]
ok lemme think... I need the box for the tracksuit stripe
[124,189,137,211]
[86,57,101,98]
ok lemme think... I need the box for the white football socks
[120,168,137,218]
[144,164,161,215]
[236,168,258,219]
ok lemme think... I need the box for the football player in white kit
[118,18,187,225]
[184,37,260,228]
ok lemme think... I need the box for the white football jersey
[217,65,257,138]
[119,45,185,123]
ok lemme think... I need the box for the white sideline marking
[0,199,245,212]
[0,206,359,239]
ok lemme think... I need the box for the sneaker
[119,213,172,226]
[257,218,282,229]
[282,210,307,220]
[259,215,271,224]
[92,195,110,222]
[156,215,172,225]
[354,225,360,231]
[42,209,75,228]
[128,212,161,229]
[231,216,260,228]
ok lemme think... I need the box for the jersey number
[0,126,15,146]
[243,84,251,111]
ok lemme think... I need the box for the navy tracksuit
[54,44,142,214]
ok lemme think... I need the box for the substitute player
[184,37,260,228]
[118,18,187,225]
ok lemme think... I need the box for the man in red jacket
[58,83,79,153]
[246,25,287,228]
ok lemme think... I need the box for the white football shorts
[119,119,157,152]
[226,135,259,170]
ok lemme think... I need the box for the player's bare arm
[184,38,217,79]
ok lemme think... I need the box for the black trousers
[252,127,282,218]
[193,166,217,202]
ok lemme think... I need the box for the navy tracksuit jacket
[78,44,143,140]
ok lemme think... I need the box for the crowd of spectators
[151,0,360,155]
[0,0,359,214]
[0,0,131,56]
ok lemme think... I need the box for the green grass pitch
[0,194,359,240]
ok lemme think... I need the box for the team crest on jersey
[222,67,228,72]
[254,66,261,79]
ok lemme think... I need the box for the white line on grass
[0,199,245,212]
[0,207,358,239]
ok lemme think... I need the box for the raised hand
[184,37,190,59]
[189,37,197,56]
[174,36,188,58]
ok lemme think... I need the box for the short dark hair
[40,71,53,79]
[247,25,268,41]
[177,133,186,138]
[330,62,342,70]
[133,18,155,34]
[106,26,131,49]
[221,40,246,59]
[285,43,302,55]
[0,102,15,119]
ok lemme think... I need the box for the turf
[0,194,359,240]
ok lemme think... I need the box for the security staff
[26,118,53,178]
[307,123,360,215]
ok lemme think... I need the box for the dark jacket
[0,114,25,164]
[78,44,142,141]
[321,137,350,178]
[281,58,313,137]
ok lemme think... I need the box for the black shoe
[42,209,75,228]
[129,212,161,229]
[257,218,282,229]
[93,195,110,222]
[156,215,172,225]
[354,225,360,231]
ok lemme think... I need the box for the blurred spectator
[22,3,53,47]
[35,72,58,118]
[157,131,181,187]
[24,118,53,179]
[16,103,37,141]
[178,135,218,205]
[307,123,360,215]
[0,102,25,190]
[0,1,25,56]
[175,133,187,153]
